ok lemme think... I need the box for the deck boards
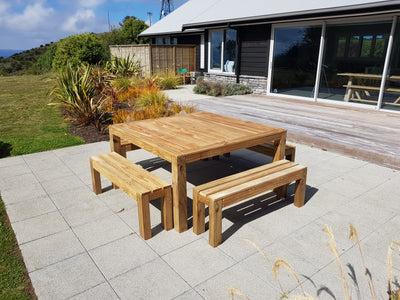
[188,95,400,169]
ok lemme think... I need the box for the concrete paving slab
[162,238,235,287]
[60,197,114,227]
[174,289,204,300]
[11,211,69,245]
[49,185,95,210]
[1,182,47,204]
[20,229,85,272]
[40,174,87,195]
[109,258,191,300]
[89,235,158,280]
[69,283,119,300]
[5,195,57,223]
[29,253,105,300]
[194,262,281,299]
[73,214,133,250]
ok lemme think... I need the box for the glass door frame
[266,15,399,111]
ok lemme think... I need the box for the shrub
[52,33,107,71]
[157,72,181,90]
[33,43,57,73]
[194,79,253,97]
[222,83,252,96]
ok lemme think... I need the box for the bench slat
[208,165,306,207]
[196,160,293,201]
[102,152,168,190]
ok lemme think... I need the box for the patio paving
[1,90,400,299]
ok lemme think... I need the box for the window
[209,29,237,73]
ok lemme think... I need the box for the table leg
[273,132,287,199]
[110,132,122,155]
[172,156,188,232]
[109,132,122,189]
[344,78,353,102]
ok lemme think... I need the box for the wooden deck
[189,94,400,169]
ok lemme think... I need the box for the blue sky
[0,0,188,50]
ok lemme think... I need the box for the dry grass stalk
[243,239,284,293]
[227,286,250,300]
[273,258,306,297]
[323,225,351,300]
[388,241,400,299]
[349,224,376,299]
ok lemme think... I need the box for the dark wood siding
[178,35,201,71]
[239,24,270,77]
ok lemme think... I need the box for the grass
[0,74,84,157]
[0,196,36,299]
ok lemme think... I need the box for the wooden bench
[90,152,173,240]
[248,142,296,162]
[193,160,307,247]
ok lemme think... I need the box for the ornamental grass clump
[157,72,181,90]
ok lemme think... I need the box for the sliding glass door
[318,22,391,106]
[270,25,322,98]
[268,18,399,111]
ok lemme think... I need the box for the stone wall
[204,73,268,94]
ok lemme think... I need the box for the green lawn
[0,74,84,157]
[0,197,36,299]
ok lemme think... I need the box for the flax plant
[50,63,107,129]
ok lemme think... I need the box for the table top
[338,72,400,81]
[109,111,286,163]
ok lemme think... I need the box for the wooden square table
[109,111,287,232]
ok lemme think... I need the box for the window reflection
[271,26,321,98]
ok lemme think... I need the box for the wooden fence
[109,44,196,77]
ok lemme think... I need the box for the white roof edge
[183,0,400,29]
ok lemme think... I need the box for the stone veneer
[204,73,268,94]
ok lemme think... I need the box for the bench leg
[138,194,152,240]
[90,160,102,195]
[161,187,173,231]
[286,149,295,162]
[209,200,223,247]
[193,191,205,235]
[294,171,307,208]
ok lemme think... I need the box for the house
[140,0,400,112]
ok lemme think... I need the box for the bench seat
[248,143,296,162]
[90,152,173,240]
[193,159,307,247]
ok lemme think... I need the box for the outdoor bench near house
[192,159,307,247]
[89,152,173,240]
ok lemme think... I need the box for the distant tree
[52,33,107,71]
[120,17,150,44]
[119,16,136,27]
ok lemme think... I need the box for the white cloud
[62,9,96,32]
[1,1,54,31]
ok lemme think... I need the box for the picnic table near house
[338,72,400,105]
